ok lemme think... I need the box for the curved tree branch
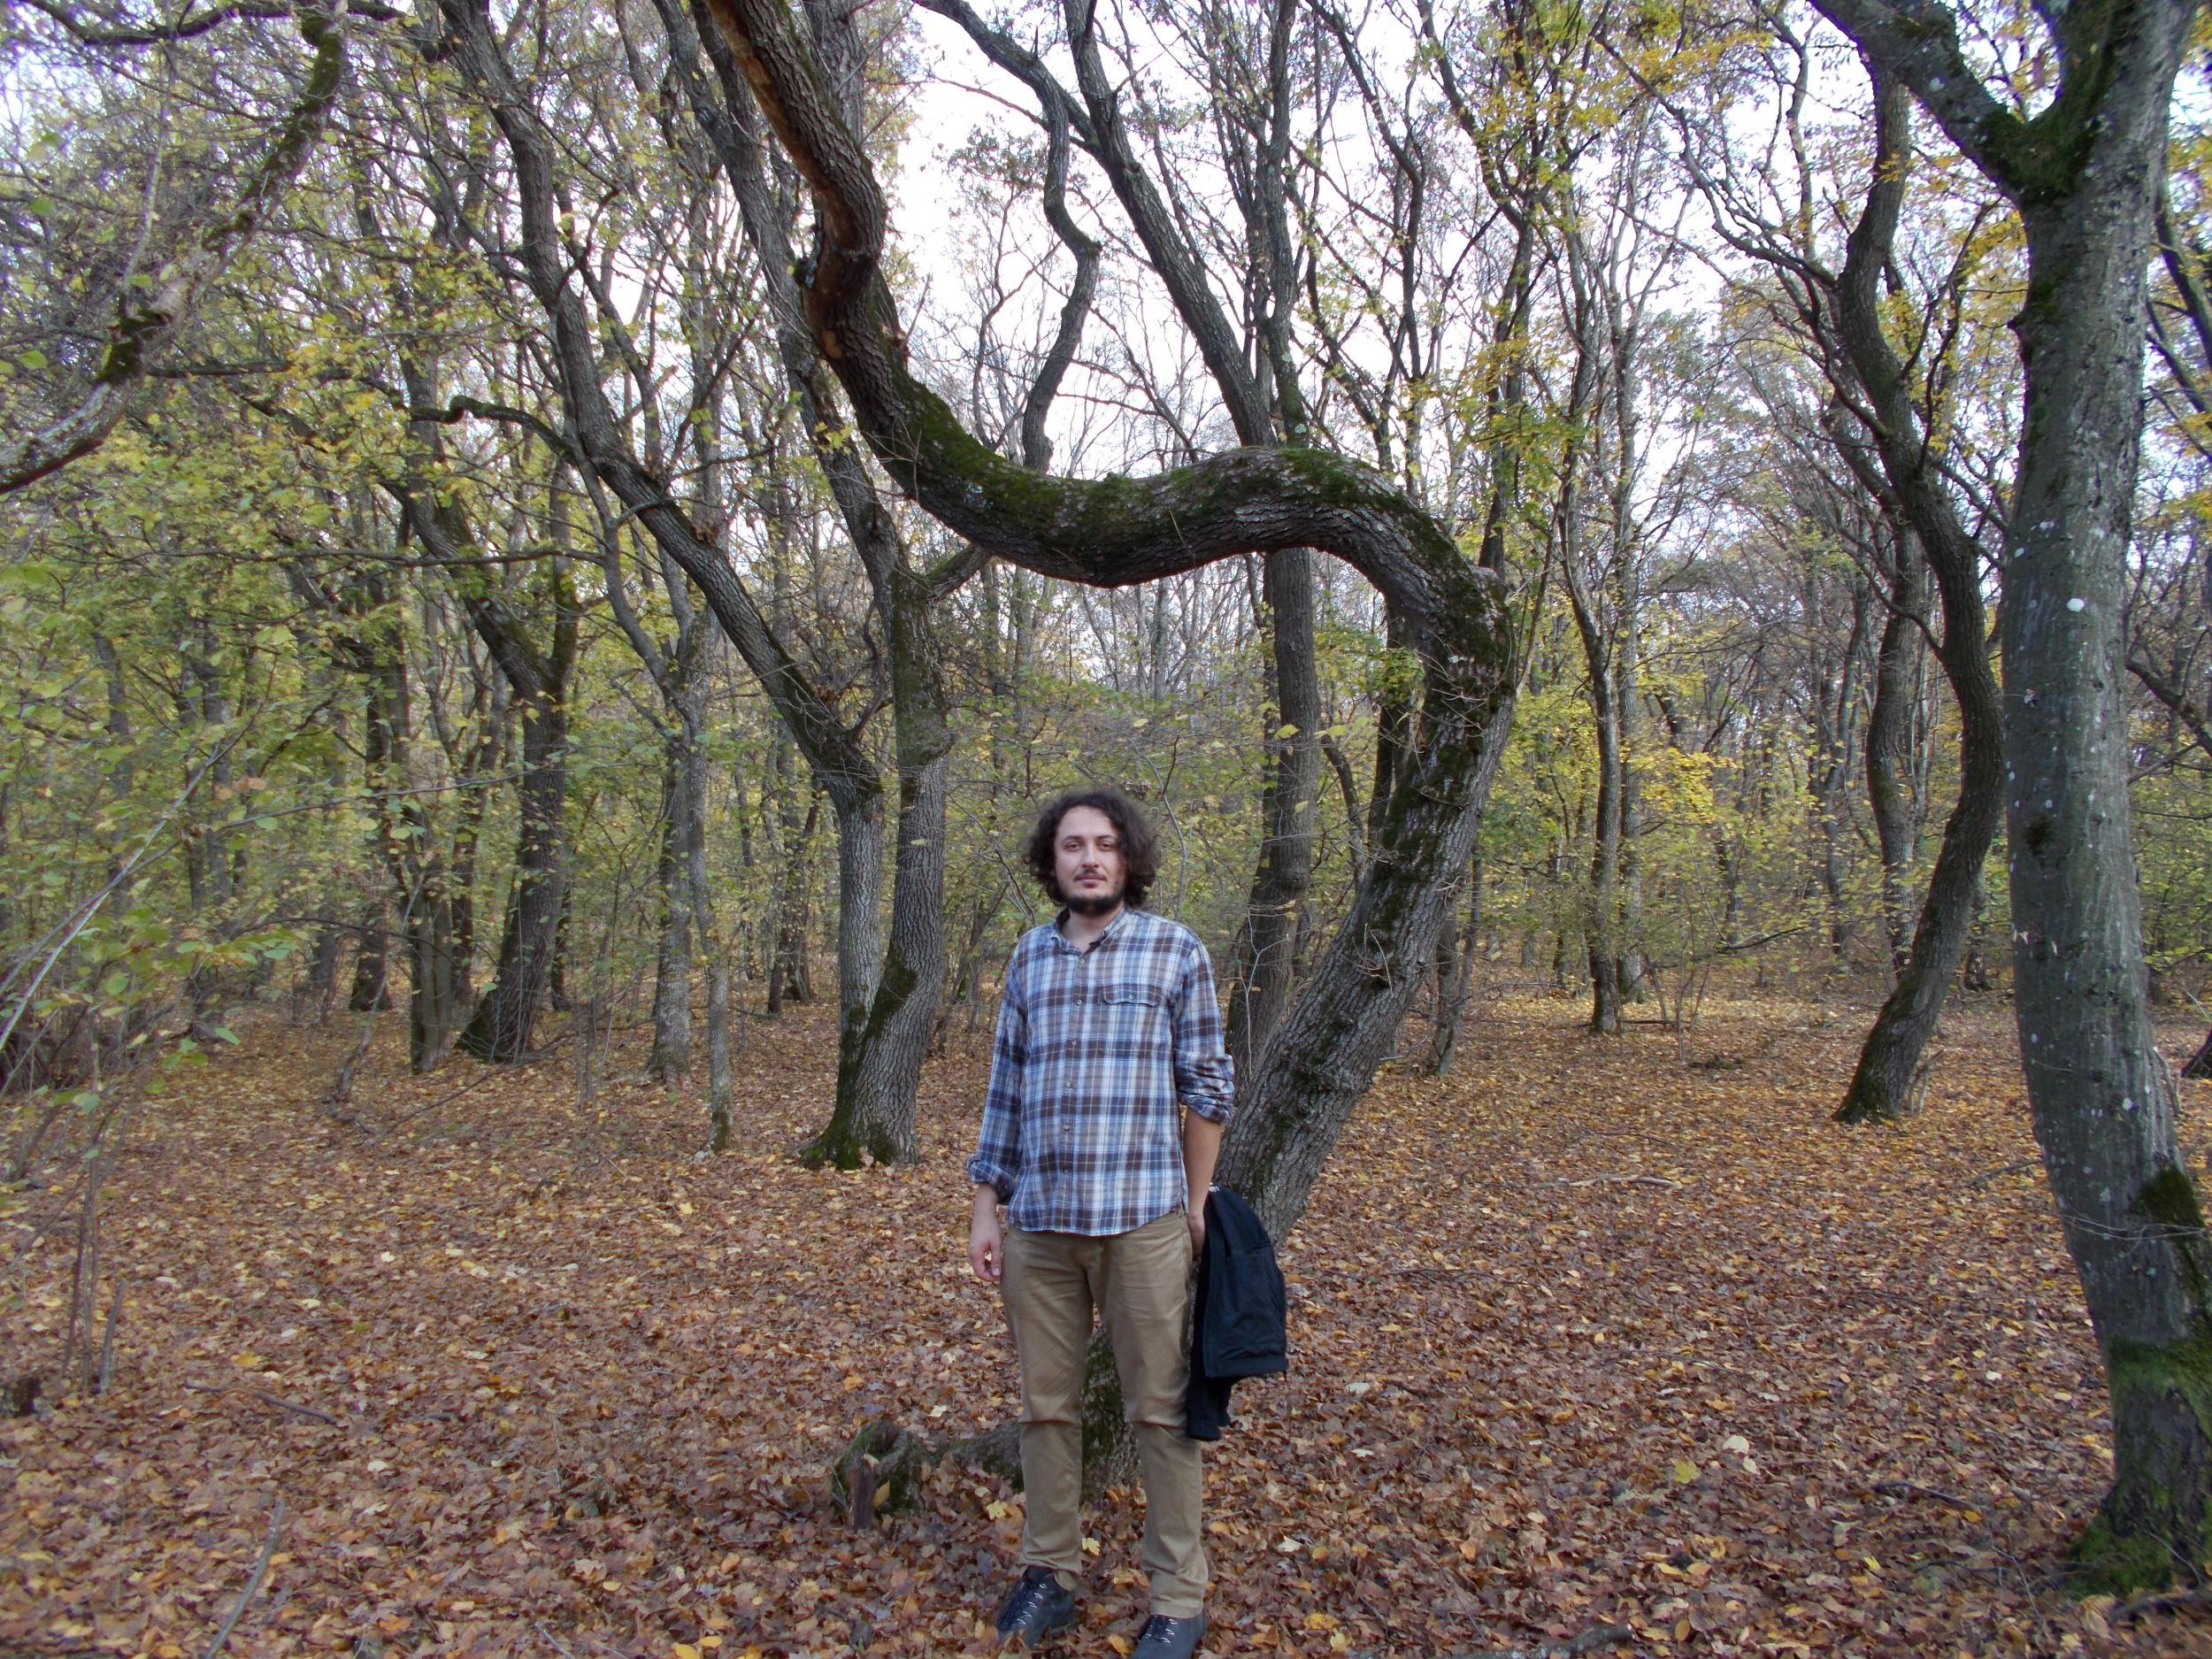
[696,0,1517,1239]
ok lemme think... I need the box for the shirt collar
[1051,903,1137,953]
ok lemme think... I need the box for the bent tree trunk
[695,0,1517,1248]
[1815,0,2212,1584]
[1821,75,2008,1127]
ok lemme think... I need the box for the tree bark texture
[807,572,954,1167]
[648,689,708,1083]
[457,651,572,1063]
[1864,537,1924,973]
[1226,549,1322,1081]
[1814,0,2212,1581]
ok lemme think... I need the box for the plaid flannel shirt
[967,906,1235,1236]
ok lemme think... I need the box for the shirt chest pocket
[1091,983,1168,1055]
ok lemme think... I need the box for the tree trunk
[1821,74,2014,1124]
[459,686,569,1062]
[1427,855,1482,1078]
[1865,537,1924,974]
[691,715,735,1149]
[767,782,818,1014]
[1836,541,2003,1119]
[1226,549,1322,1079]
[649,728,697,1082]
[404,870,469,1072]
[1586,693,1624,1036]
[803,573,951,1168]
[2004,169,2212,1584]
[349,903,393,1013]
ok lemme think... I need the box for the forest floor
[5,982,2212,1659]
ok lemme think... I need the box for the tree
[1812,0,2212,1585]
[1681,41,2010,1124]
[693,0,1516,1244]
[0,3,352,493]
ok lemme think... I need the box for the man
[968,788,1233,1658]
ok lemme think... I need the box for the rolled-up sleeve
[1171,935,1235,1124]
[966,971,1025,1199]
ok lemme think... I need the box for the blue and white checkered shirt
[967,906,1235,1236]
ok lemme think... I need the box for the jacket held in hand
[1186,1187,1288,1440]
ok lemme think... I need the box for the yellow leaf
[1304,1611,1339,1631]
[673,1645,701,1659]
[1081,1535,1102,1555]
[1107,1637,1133,1656]
[986,1500,1014,1520]
[1671,1458,1699,1484]
[677,1201,695,1217]
[232,1353,264,1369]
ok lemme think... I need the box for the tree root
[826,1416,1023,1529]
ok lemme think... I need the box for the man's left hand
[1187,1204,1206,1256]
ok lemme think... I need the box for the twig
[1966,1158,2039,1190]
[2115,1585,2212,1621]
[1538,1174,1685,1190]
[1870,1479,1975,1508]
[200,1497,285,1659]
[371,1026,580,1134]
[185,1380,343,1426]
[96,1279,123,1394]
[1356,1624,1633,1659]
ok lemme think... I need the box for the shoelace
[1004,1574,1063,1623]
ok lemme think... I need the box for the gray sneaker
[993,1564,1075,1647]
[1133,1612,1206,1658]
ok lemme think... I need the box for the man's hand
[969,1187,1004,1283]
[1187,1204,1206,1257]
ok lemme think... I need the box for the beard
[1062,884,1124,916]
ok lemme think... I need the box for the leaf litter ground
[5,992,2210,1659]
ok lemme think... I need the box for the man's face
[1053,804,1127,916]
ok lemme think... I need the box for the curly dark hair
[1023,788,1161,910]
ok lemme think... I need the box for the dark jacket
[1186,1186,1287,1440]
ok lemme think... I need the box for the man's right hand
[969,1188,1004,1283]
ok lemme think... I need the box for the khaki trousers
[1001,1210,1208,1617]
